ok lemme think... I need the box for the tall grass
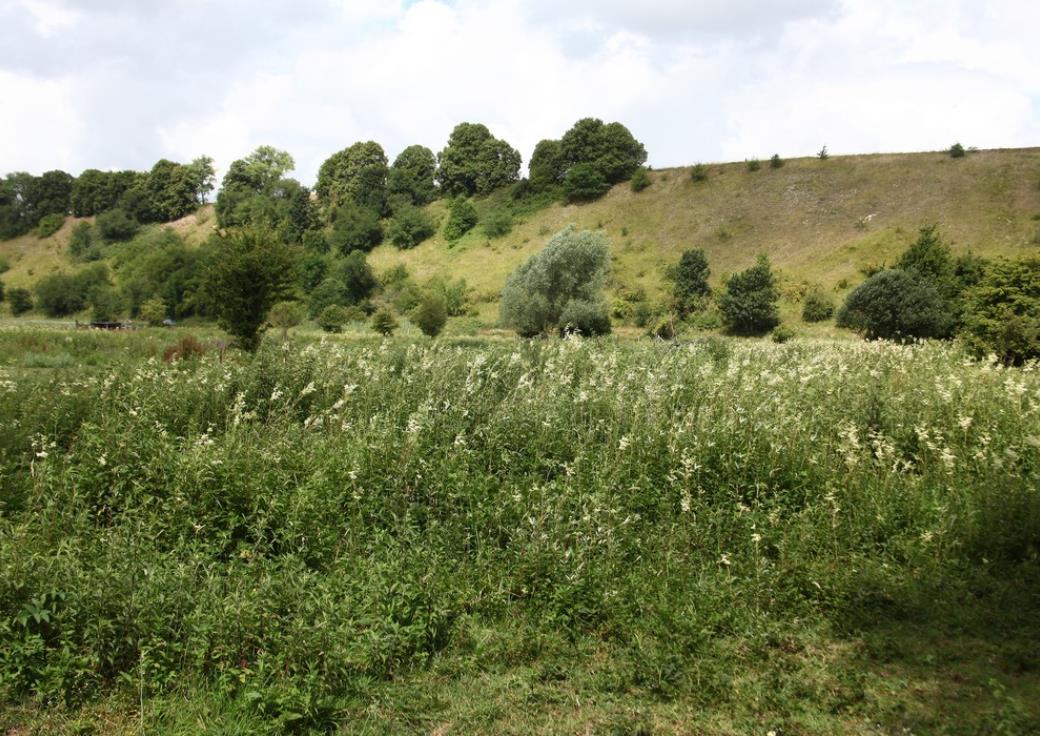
[1,334,1038,733]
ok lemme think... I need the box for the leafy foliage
[387,204,436,249]
[630,167,651,192]
[443,197,478,241]
[268,301,305,338]
[388,145,438,206]
[138,296,167,326]
[690,164,708,182]
[481,208,513,239]
[316,141,389,213]
[316,304,350,333]
[962,257,1040,364]
[202,227,297,351]
[563,163,610,202]
[412,292,448,337]
[719,255,780,335]
[436,123,521,197]
[34,264,111,318]
[95,207,139,242]
[329,202,383,254]
[35,213,64,239]
[7,287,32,315]
[802,287,835,322]
[836,269,952,341]
[770,154,784,169]
[371,307,398,336]
[949,142,966,158]
[500,226,611,336]
[671,248,711,315]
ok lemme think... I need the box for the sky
[1,0,1038,185]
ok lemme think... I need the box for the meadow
[1,328,1039,734]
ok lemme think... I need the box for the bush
[35,213,65,238]
[482,209,513,239]
[302,229,329,253]
[35,265,110,317]
[317,304,349,333]
[413,293,448,337]
[563,163,610,202]
[630,167,651,192]
[427,276,470,316]
[770,154,784,169]
[801,287,835,322]
[68,222,101,260]
[650,316,676,339]
[771,325,794,343]
[8,287,32,315]
[388,204,436,249]
[329,203,383,254]
[500,226,611,337]
[949,142,966,158]
[672,249,711,314]
[444,197,478,241]
[836,269,952,341]
[89,285,124,322]
[719,255,780,335]
[268,300,304,338]
[961,257,1040,364]
[559,298,611,337]
[96,207,140,241]
[746,159,761,172]
[817,146,829,160]
[690,164,708,182]
[139,296,167,326]
[371,307,398,336]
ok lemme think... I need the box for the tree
[949,142,966,158]
[719,255,780,335]
[317,304,350,333]
[371,308,398,336]
[436,123,521,197]
[8,287,33,315]
[203,227,297,351]
[672,249,711,315]
[801,287,835,322]
[482,209,512,239]
[836,269,952,341]
[770,154,784,169]
[24,170,74,223]
[215,147,311,242]
[443,197,478,241]
[563,163,610,202]
[529,139,566,190]
[559,118,647,184]
[316,141,389,213]
[268,300,304,339]
[387,204,436,249]
[36,213,64,238]
[89,285,125,322]
[187,156,217,203]
[500,226,611,337]
[35,264,110,317]
[329,202,383,253]
[139,297,167,326]
[630,167,651,192]
[388,145,438,206]
[413,292,448,337]
[337,250,377,304]
[962,257,1040,364]
[96,208,140,241]
[144,159,200,222]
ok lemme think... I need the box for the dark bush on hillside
[444,197,478,241]
[302,229,328,253]
[96,207,140,242]
[89,285,125,322]
[36,213,64,238]
[770,154,784,169]
[949,142,966,158]
[564,163,610,202]
[139,297,167,326]
[961,257,1040,364]
[371,307,398,336]
[316,141,388,213]
[388,204,436,249]
[427,276,470,316]
[317,304,348,333]
[671,249,711,315]
[836,269,952,341]
[436,123,521,197]
[329,203,383,254]
[35,264,110,318]
[482,209,513,239]
[802,287,835,322]
[630,167,651,192]
[413,292,448,337]
[68,222,101,261]
[719,255,780,335]
[746,159,761,172]
[8,287,32,315]
[690,164,708,182]
[388,145,438,206]
[500,226,611,337]
[298,252,328,293]
[771,325,794,343]
[559,298,611,336]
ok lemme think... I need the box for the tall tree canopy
[530,118,647,195]
[388,145,438,206]
[316,141,389,214]
[216,147,314,242]
[436,123,521,197]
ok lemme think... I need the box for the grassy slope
[3,148,1039,322]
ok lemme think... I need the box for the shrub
[388,204,436,249]
[771,325,794,343]
[8,287,32,315]
[672,249,711,314]
[268,300,304,338]
[719,255,780,335]
[444,197,478,241]
[802,287,835,322]
[317,304,349,333]
[836,269,952,341]
[329,203,383,254]
[650,316,676,340]
[949,142,966,158]
[36,213,65,238]
[961,257,1040,364]
[302,229,329,253]
[630,167,651,192]
[413,292,448,337]
[564,163,610,202]
[68,222,100,261]
[96,207,140,241]
[746,158,761,172]
[690,164,708,182]
[427,276,470,316]
[817,146,829,160]
[139,296,167,326]
[435,122,521,197]
[559,299,611,337]
[500,226,611,337]
[770,154,784,169]
[371,307,398,336]
[482,209,513,239]
[35,266,109,317]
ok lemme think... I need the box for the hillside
[3,147,1039,323]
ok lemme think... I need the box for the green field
[1,328,1038,734]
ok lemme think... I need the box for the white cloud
[0,70,82,172]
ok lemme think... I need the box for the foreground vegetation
[1,329,1039,734]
